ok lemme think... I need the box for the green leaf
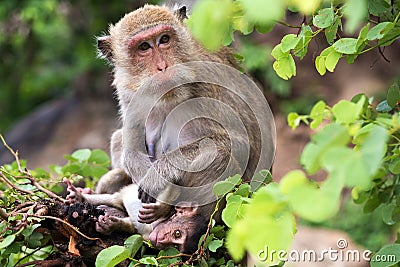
[287,112,301,129]
[378,26,400,46]
[293,25,313,59]
[188,0,234,50]
[357,23,370,48]
[232,15,254,35]
[280,170,342,222]
[370,244,400,267]
[376,100,392,112]
[255,23,274,34]
[226,184,295,264]
[90,166,109,179]
[382,203,396,225]
[315,46,341,75]
[321,125,387,190]
[364,193,380,213]
[0,235,16,249]
[332,38,358,54]
[239,0,284,25]
[95,245,130,267]
[315,56,326,76]
[71,149,91,161]
[312,8,335,29]
[213,174,241,197]
[332,97,365,124]
[281,34,299,53]
[309,100,326,129]
[344,0,368,33]
[271,43,286,59]
[368,0,391,16]
[26,232,43,248]
[366,22,394,40]
[22,224,41,237]
[88,149,110,165]
[222,195,246,227]
[236,183,251,197]
[359,125,388,177]
[389,158,400,174]
[250,169,272,192]
[158,248,181,265]
[272,54,296,80]
[139,257,158,266]
[124,235,143,257]
[208,239,223,252]
[387,82,400,108]
[325,18,340,44]
[301,123,350,174]
[325,50,342,72]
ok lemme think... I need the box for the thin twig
[276,20,302,29]
[378,46,390,63]
[0,134,24,173]
[0,172,34,195]
[29,176,65,202]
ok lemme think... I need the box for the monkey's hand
[64,178,88,204]
[138,202,171,224]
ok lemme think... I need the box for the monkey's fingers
[137,212,157,224]
[63,178,78,193]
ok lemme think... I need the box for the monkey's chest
[145,118,203,161]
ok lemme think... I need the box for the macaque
[65,177,207,253]
[94,4,275,253]
[97,4,275,207]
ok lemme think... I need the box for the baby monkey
[64,171,207,253]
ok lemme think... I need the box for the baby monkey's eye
[159,34,170,44]
[138,42,151,51]
[173,230,182,238]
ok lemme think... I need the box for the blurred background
[0,1,399,263]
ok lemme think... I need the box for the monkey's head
[97,5,195,90]
[149,205,208,254]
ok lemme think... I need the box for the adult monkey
[96,3,275,237]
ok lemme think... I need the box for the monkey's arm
[136,133,239,203]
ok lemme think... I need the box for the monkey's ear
[97,35,113,63]
[174,6,187,21]
[175,202,198,216]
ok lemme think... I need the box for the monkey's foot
[96,214,120,235]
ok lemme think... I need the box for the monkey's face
[126,25,177,76]
[149,207,208,253]
[149,218,188,252]
[98,5,194,90]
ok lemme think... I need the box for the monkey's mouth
[148,228,158,246]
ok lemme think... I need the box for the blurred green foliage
[0,0,158,132]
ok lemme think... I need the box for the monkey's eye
[159,34,170,44]
[138,42,151,51]
[173,230,182,239]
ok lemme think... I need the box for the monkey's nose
[157,60,168,72]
